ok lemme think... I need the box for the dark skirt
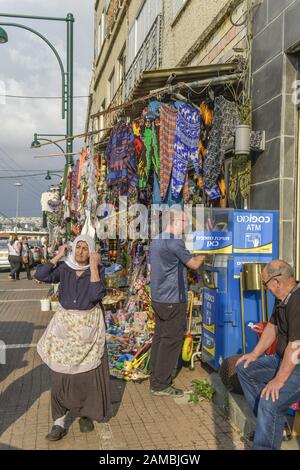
[50,346,112,422]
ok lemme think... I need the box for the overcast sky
[0,0,94,217]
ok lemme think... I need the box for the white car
[0,239,10,269]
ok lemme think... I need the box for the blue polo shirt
[150,233,193,304]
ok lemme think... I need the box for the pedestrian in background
[7,235,22,281]
[21,236,33,280]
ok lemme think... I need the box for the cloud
[0,0,94,216]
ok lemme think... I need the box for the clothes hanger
[170,92,199,110]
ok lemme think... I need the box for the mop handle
[187,291,194,334]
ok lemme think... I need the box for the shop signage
[202,288,216,334]
[233,212,273,254]
[193,231,233,254]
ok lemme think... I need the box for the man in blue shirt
[150,208,205,397]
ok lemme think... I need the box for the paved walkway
[0,271,246,450]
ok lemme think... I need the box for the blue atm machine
[193,209,279,370]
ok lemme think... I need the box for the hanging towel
[144,124,160,181]
[204,96,239,190]
[171,103,201,200]
[159,104,177,201]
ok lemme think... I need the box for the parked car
[0,238,10,269]
[28,239,43,265]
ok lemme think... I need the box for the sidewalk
[0,272,246,450]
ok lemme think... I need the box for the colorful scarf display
[144,123,160,181]
[204,96,239,190]
[199,101,214,190]
[159,104,177,201]
[106,121,137,195]
[171,103,201,200]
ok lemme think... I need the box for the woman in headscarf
[34,235,111,441]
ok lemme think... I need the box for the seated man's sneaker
[245,422,292,443]
[46,425,67,441]
[150,386,184,397]
[79,417,94,433]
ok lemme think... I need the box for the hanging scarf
[204,96,239,190]
[159,104,177,201]
[144,123,160,181]
[64,234,96,271]
[172,103,201,200]
[199,101,214,190]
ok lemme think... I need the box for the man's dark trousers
[150,302,186,391]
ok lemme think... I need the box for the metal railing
[104,14,162,129]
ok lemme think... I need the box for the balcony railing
[104,14,162,130]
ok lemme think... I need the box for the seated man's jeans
[236,355,300,450]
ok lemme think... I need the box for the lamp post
[0,13,74,166]
[45,170,64,180]
[31,133,66,155]
[15,182,22,229]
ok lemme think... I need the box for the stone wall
[251,0,300,264]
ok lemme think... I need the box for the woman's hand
[90,253,101,282]
[89,253,101,270]
[50,244,68,265]
[57,244,69,259]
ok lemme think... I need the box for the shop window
[96,8,106,58]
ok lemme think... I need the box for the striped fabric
[159,104,177,201]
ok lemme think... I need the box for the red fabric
[252,322,278,355]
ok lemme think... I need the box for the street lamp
[15,182,23,226]
[45,170,64,181]
[31,133,66,155]
[0,26,8,43]
[0,13,74,166]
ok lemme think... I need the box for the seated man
[236,260,300,450]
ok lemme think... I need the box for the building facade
[87,0,300,273]
[251,0,300,274]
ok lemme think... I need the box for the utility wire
[0,145,47,195]
[0,162,43,198]
[0,173,62,179]
[0,94,89,99]
[0,169,63,172]
[0,210,14,222]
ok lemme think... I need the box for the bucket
[51,301,59,311]
[241,263,266,291]
[40,299,50,311]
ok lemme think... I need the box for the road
[0,271,246,450]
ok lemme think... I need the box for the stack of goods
[105,277,154,382]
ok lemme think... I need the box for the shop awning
[93,61,241,146]
[127,62,241,102]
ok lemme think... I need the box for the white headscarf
[64,234,96,271]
